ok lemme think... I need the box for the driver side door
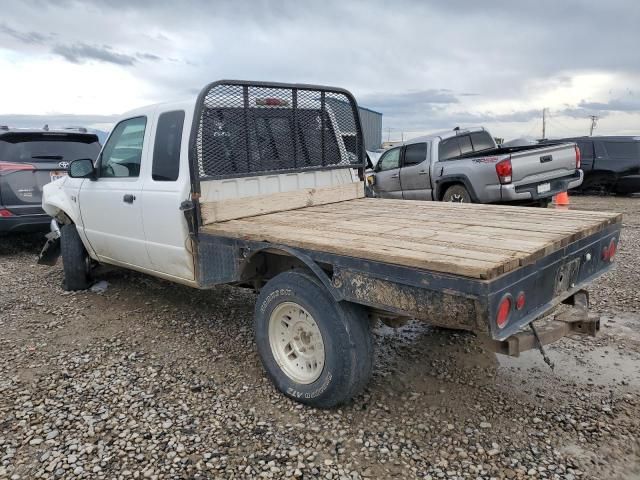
[78,116,153,270]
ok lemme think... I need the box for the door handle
[123,194,136,204]
[390,174,399,179]
[418,170,428,175]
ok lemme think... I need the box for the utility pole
[542,108,547,140]
[589,115,598,136]
[387,127,391,142]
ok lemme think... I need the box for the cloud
[578,97,640,113]
[0,23,50,44]
[0,113,118,130]
[0,0,639,141]
[360,90,459,115]
[52,43,146,66]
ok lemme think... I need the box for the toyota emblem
[58,161,69,169]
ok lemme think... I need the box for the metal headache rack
[189,80,364,183]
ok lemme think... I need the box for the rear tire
[254,270,373,408]
[443,184,472,203]
[60,223,90,291]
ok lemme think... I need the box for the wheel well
[438,181,465,200]
[240,250,334,290]
[53,209,73,225]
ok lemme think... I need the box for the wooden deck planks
[201,197,622,280]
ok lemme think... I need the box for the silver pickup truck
[370,127,583,206]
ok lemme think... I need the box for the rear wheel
[60,223,91,291]
[443,184,472,203]
[254,270,373,408]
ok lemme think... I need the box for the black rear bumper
[0,213,51,234]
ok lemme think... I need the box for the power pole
[589,115,598,136]
[542,108,547,139]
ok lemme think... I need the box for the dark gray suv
[0,127,101,234]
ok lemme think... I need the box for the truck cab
[43,101,197,283]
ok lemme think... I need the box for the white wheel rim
[268,302,325,384]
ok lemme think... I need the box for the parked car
[369,127,583,206]
[541,136,640,195]
[40,81,618,408]
[0,127,101,234]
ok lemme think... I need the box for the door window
[152,111,184,181]
[99,116,147,178]
[403,143,427,166]
[377,148,401,171]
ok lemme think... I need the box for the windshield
[0,132,101,163]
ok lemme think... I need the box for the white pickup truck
[41,80,621,408]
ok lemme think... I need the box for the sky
[1,0,639,142]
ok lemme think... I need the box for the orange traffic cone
[553,191,570,208]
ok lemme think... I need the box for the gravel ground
[1,195,639,480]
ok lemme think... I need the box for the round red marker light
[496,295,512,329]
[603,239,617,262]
[608,239,616,261]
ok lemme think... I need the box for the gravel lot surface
[1,195,639,480]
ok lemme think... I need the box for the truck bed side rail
[189,80,365,193]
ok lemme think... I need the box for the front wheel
[254,270,373,408]
[443,184,472,203]
[60,223,91,291]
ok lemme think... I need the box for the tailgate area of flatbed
[201,198,622,280]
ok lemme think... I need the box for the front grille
[190,81,363,181]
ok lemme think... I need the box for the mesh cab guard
[189,80,365,194]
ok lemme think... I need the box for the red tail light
[575,145,581,169]
[495,157,512,184]
[0,161,35,175]
[496,295,512,329]
[603,239,617,262]
[0,209,14,217]
[602,239,616,261]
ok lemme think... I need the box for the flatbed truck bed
[202,197,622,280]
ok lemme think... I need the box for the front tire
[60,223,91,291]
[254,270,373,408]
[443,184,472,203]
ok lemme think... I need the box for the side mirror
[68,158,96,179]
